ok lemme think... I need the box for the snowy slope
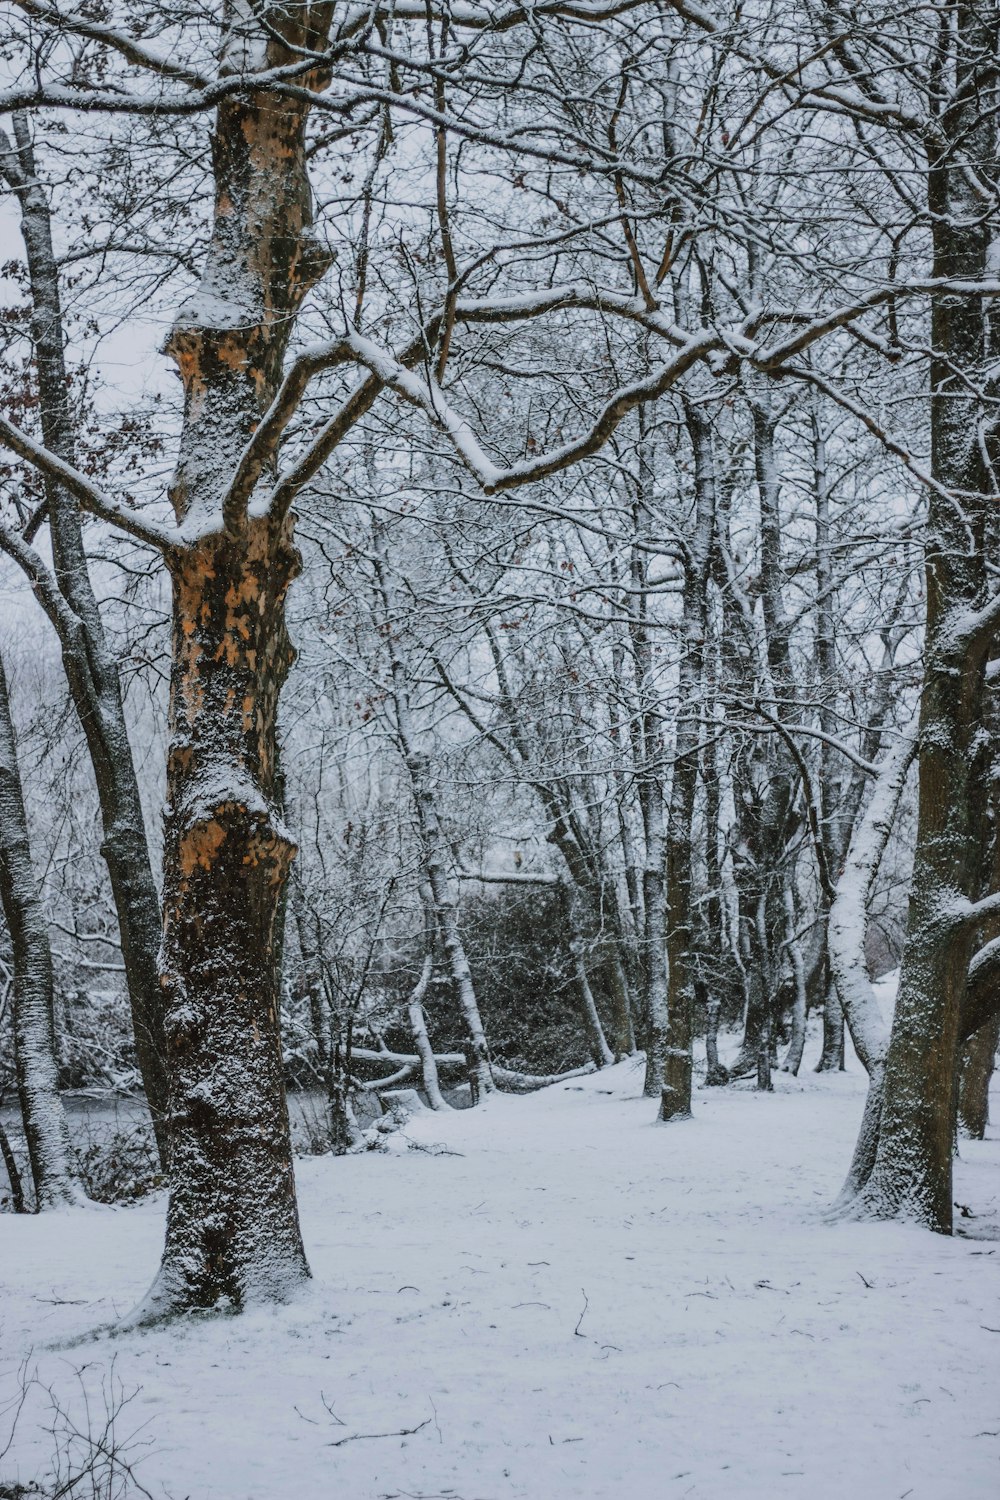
[1,1056,998,1499]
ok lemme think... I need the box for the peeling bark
[143,517,309,1314]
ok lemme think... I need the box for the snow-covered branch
[0,415,180,551]
[10,0,212,86]
[220,339,353,533]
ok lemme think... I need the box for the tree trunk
[0,113,168,1161]
[702,987,729,1086]
[134,6,337,1317]
[143,518,309,1314]
[749,401,798,1089]
[782,884,808,1076]
[816,977,845,1072]
[328,1026,364,1154]
[846,25,997,1230]
[628,422,669,1097]
[957,1014,999,1140]
[408,888,450,1110]
[828,721,917,1208]
[812,398,846,1074]
[0,1111,28,1213]
[0,651,79,1208]
[715,431,795,1084]
[291,873,329,1077]
[660,402,714,1120]
[559,881,614,1068]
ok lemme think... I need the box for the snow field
[1,1055,999,1499]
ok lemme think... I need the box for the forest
[0,2,999,1497]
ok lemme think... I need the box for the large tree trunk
[844,20,997,1230]
[0,113,169,1160]
[145,517,308,1314]
[660,402,714,1119]
[0,651,79,1208]
[135,6,336,1318]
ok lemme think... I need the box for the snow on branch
[10,0,212,87]
[349,1046,594,1093]
[355,0,682,32]
[962,936,1000,1043]
[944,590,1000,656]
[0,414,180,551]
[0,517,83,647]
[491,1062,595,1091]
[219,339,353,534]
[949,888,1000,932]
[343,325,718,495]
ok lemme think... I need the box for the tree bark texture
[147,516,308,1313]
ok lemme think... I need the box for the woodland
[0,2,999,1497]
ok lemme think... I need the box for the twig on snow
[574,1290,589,1337]
[327,1415,432,1448]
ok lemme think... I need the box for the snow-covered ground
[2,1053,999,1499]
